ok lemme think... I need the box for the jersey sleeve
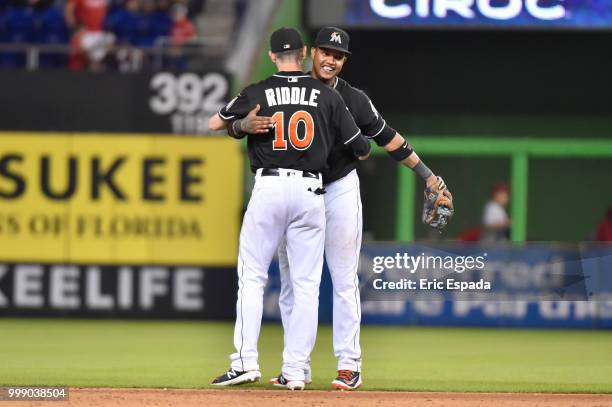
[331,92,363,146]
[218,86,254,121]
[353,89,397,147]
[331,91,372,157]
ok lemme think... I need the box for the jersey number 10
[271,110,314,151]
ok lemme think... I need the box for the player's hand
[427,175,453,200]
[240,104,274,134]
[426,175,446,191]
[422,176,454,232]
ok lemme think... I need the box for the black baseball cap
[270,27,304,53]
[314,26,351,55]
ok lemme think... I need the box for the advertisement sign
[149,72,229,134]
[263,243,612,328]
[0,133,243,266]
[0,71,229,134]
[0,263,237,319]
[307,0,612,29]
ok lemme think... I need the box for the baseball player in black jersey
[222,27,452,391]
[210,28,371,390]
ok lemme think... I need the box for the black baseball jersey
[323,76,397,184]
[219,71,363,173]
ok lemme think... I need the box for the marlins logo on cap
[330,32,342,44]
[314,26,351,55]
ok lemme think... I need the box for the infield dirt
[10,388,612,407]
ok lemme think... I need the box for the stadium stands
[0,0,216,70]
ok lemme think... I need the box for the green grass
[0,319,611,393]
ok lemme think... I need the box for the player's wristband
[388,140,413,162]
[413,160,433,180]
[229,119,247,139]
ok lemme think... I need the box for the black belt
[261,168,320,179]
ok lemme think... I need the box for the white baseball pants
[230,169,326,381]
[278,169,363,372]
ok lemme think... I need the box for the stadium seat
[34,6,69,68]
[0,6,35,68]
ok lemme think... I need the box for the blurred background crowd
[0,0,247,70]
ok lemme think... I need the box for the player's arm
[208,113,227,131]
[209,105,274,135]
[382,133,442,188]
[209,87,271,138]
[210,91,250,135]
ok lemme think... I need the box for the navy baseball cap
[314,26,351,55]
[270,27,304,53]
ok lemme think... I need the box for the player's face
[311,47,347,82]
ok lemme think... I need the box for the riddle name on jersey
[265,86,320,108]
[219,71,365,174]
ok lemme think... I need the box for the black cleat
[211,368,261,386]
[331,370,362,390]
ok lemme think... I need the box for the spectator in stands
[65,0,115,70]
[104,0,177,71]
[106,0,173,46]
[595,206,612,242]
[0,0,198,70]
[170,2,194,46]
[65,0,107,32]
[481,182,511,242]
[163,2,193,70]
[172,0,203,19]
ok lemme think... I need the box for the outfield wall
[263,243,612,329]
[1,11,611,329]
[3,240,611,329]
[0,264,237,319]
[0,132,242,319]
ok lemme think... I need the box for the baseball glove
[422,176,454,231]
